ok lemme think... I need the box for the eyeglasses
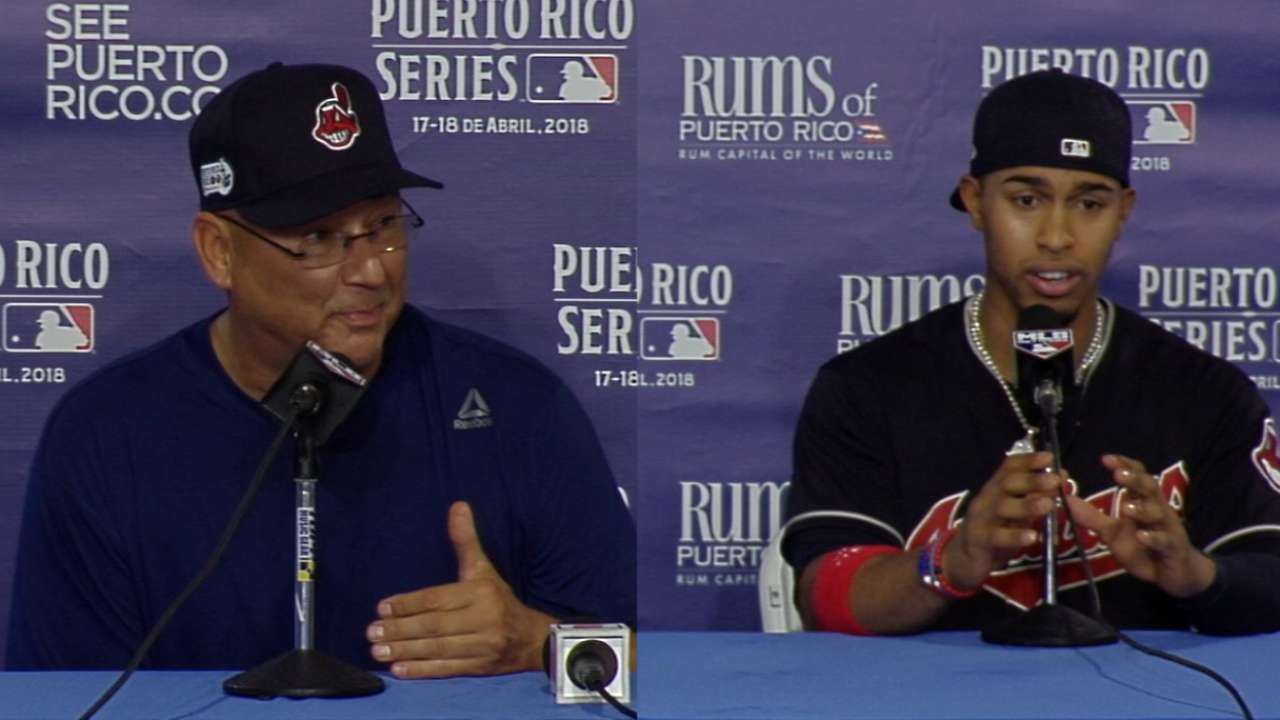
[218,200,425,269]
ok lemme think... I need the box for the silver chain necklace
[965,291,1107,454]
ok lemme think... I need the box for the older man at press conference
[6,62,635,678]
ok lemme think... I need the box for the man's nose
[1037,203,1075,252]
[339,237,391,285]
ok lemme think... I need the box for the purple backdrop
[1,2,1278,659]
[634,0,1280,631]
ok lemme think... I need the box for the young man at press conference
[784,69,1280,637]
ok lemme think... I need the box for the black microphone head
[1012,305,1075,422]
[262,342,369,445]
[288,382,325,416]
[1017,304,1063,331]
[1013,306,1074,373]
[566,639,619,692]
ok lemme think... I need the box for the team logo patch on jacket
[1251,418,1280,493]
[312,82,361,150]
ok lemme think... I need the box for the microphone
[1013,305,1074,423]
[222,342,383,701]
[1012,305,1077,613]
[261,341,369,446]
[566,639,618,692]
[548,623,633,714]
[983,306,1118,649]
[80,344,376,718]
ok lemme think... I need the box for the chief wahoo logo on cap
[312,82,362,151]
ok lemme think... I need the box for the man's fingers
[1103,454,1160,493]
[370,633,490,665]
[1121,498,1169,526]
[964,523,1038,550]
[1116,470,1160,499]
[377,582,471,618]
[449,501,499,582]
[1101,453,1146,473]
[369,607,466,643]
[990,526,1039,550]
[1135,529,1176,553]
[1106,455,1174,527]
[388,657,495,680]
[993,495,1054,523]
[1064,493,1111,536]
[997,468,1063,497]
[999,452,1055,475]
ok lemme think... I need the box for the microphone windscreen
[261,342,369,446]
[1018,304,1062,331]
[567,639,619,692]
[1012,304,1076,421]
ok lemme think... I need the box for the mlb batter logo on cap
[526,54,618,103]
[1013,328,1072,360]
[2,303,94,353]
[312,82,362,150]
[640,318,719,361]
[1060,138,1091,158]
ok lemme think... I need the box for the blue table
[0,670,631,719]
[640,631,1280,720]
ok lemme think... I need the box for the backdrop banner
[1,3,1278,653]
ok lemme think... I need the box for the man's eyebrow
[1069,182,1118,195]
[1000,175,1050,188]
[999,176,1118,195]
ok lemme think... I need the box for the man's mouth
[336,303,384,328]
[1026,270,1081,298]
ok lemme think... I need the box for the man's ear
[957,175,984,231]
[192,212,234,290]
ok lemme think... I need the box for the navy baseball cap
[949,69,1131,210]
[190,62,442,229]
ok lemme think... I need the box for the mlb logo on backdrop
[1129,100,1196,144]
[526,54,618,103]
[3,303,94,353]
[640,318,719,361]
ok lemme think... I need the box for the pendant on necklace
[1006,429,1038,456]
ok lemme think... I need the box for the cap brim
[238,164,443,229]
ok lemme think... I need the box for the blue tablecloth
[0,669,630,720]
[8,633,1279,719]
[639,631,1280,720]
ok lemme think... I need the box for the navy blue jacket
[6,306,635,669]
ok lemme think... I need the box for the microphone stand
[223,423,384,698]
[982,380,1116,647]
